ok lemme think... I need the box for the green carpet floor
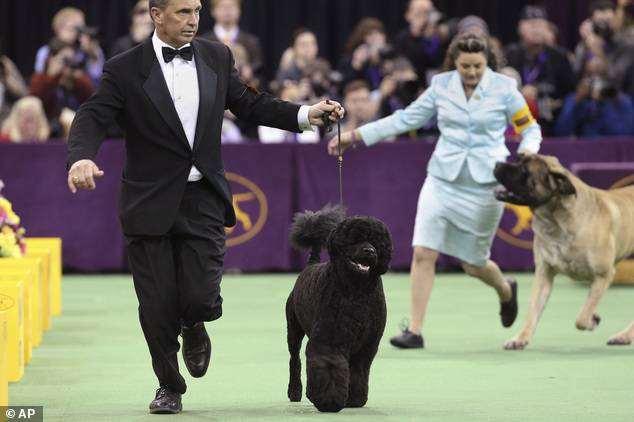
[8,272,634,421]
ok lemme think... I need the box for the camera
[592,20,611,38]
[589,74,617,100]
[311,81,326,97]
[76,25,101,39]
[378,45,396,60]
[63,56,85,70]
[396,79,419,96]
[426,8,445,26]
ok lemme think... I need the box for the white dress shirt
[151,32,313,181]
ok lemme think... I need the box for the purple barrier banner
[1,138,634,272]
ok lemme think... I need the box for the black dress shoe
[390,330,424,349]
[181,322,211,378]
[149,386,182,414]
[500,278,518,328]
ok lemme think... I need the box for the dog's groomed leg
[504,265,554,350]
[575,272,614,331]
[305,341,349,412]
[286,295,304,402]
[345,350,376,408]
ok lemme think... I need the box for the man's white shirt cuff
[298,105,315,132]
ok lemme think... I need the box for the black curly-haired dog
[286,204,393,412]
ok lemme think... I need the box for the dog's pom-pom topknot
[289,203,346,251]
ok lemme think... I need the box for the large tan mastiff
[494,154,634,350]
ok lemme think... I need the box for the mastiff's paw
[503,337,528,350]
[606,334,632,346]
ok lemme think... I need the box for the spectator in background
[0,96,50,143]
[198,0,263,76]
[258,82,320,143]
[393,0,451,90]
[337,17,394,95]
[109,0,155,58]
[0,55,28,123]
[504,5,575,136]
[555,56,634,137]
[298,57,339,105]
[29,38,94,139]
[500,66,540,140]
[614,0,633,32]
[374,57,429,136]
[230,43,261,140]
[572,0,634,101]
[339,80,378,134]
[274,28,319,88]
[34,7,105,87]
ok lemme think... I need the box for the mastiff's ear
[542,154,577,197]
[549,173,577,196]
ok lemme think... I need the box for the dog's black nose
[363,246,376,255]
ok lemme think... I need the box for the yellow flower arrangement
[0,180,26,258]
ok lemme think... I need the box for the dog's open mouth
[348,259,371,273]
[494,186,529,205]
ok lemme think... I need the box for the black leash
[323,100,344,218]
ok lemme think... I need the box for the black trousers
[124,179,226,394]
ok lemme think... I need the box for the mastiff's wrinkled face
[493,154,577,207]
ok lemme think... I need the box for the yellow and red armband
[511,104,535,134]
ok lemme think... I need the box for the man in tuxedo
[66,0,343,414]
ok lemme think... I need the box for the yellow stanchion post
[0,310,8,405]
[0,271,31,365]
[0,258,42,347]
[24,248,51,331]
[25,238,62,316]
[0,280,24,382]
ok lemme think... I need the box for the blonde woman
[0,96,50,142]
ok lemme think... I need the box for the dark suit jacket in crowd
[67,37,301,236]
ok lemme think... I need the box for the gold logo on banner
[609,174,634,189]
[225,172,268,247]
[496,203,534,249]
[0,294,15,311]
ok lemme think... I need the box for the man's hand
[67,159,104,193]
[308,100,344,127]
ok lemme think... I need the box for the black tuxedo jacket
[68,38,301,236]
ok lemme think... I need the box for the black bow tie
[162,46,193,63]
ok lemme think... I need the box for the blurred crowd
[2,0,634,144]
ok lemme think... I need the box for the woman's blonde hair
[1,96,50,142]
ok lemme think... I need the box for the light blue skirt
[412,163,504,267]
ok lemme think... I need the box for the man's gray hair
[149,0,170,11]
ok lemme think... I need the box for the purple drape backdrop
[1,138,634,273]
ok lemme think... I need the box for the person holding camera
[29,38,94,139]
[109,0,155,59]
[555,56,634,137]
[0,55,28,124]
[34,7,105,88]
[337,17,395,95]
[572,0,634,102]
[504,5,574,136]
[393,0,451,90]
[273,27,319,88]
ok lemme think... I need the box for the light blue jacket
[359,67,542,184]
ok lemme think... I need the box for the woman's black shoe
[500,278,518,328]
